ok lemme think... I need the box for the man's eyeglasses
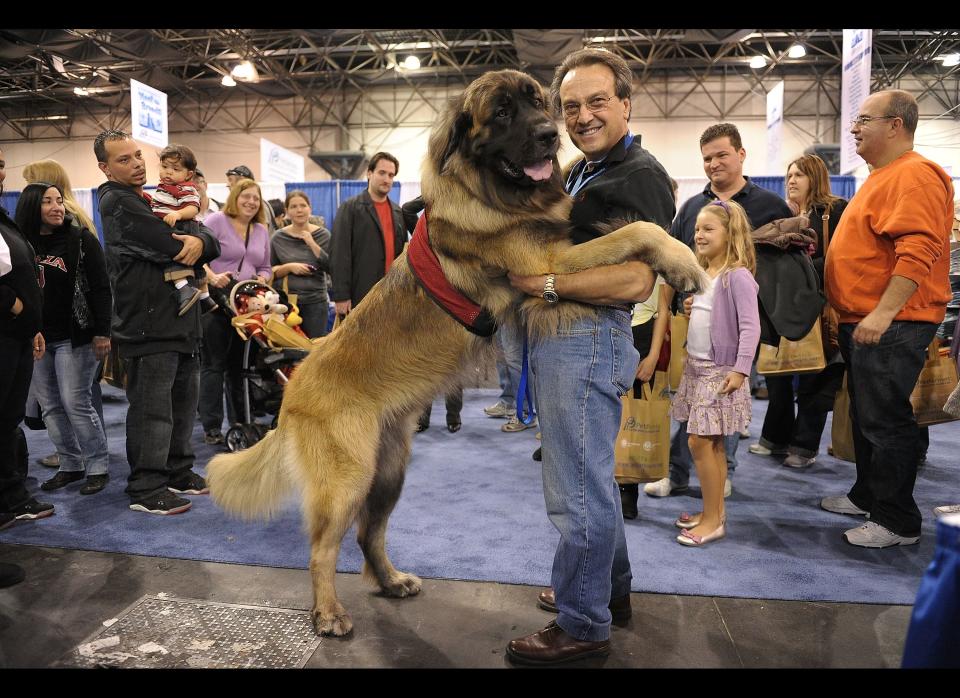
[850,114,899,127]
[561,94,618,119]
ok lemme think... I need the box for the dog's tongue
[523,160,553,181]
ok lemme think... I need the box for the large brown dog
[207,69,706,637]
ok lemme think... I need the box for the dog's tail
[207,427,295,520]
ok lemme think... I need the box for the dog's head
[428,70,562,198]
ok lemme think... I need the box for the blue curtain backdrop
[752,176,857,202]
[1,191,19,217]
[284,181,402,231]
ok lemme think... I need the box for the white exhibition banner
[766,80,785,175]
[260,138,305,184]
[129,79,168,149]
[840,29,873,174]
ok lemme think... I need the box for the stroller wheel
[225,424,263,452]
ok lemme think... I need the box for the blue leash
[515,337,537,425]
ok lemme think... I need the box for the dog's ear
[429,95,471,174]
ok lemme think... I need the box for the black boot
[619,483,639,520]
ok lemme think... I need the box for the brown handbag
[820,210,841,357]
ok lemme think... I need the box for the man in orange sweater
[823,89,954,548]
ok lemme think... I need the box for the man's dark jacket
[566,134,676,242]
[330,189,406,305]
[97,181,220,358]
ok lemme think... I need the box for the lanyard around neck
[566,132,634,196]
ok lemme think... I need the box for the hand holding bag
[614,372,671,483]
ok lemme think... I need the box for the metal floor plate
[60,594,321,668]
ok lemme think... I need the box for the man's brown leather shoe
[506,621,610,665]
[536,588,632,622]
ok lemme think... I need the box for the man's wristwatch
[542,273,559,304]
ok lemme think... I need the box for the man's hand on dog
[508,272,548,297]
[335,299,352,316]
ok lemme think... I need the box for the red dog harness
[406,210,497,337]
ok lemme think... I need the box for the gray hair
[549,48,632,118]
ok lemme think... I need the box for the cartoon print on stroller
[223,280,316,452]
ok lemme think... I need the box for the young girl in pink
[671,200,760,546]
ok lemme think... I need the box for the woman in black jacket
[0,154,54,530]
[14,183,113,495]
[749,154,848,468]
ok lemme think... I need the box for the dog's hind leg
[356,418,422,599]
[302,420,379,637]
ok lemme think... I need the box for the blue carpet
[5,385,960,605]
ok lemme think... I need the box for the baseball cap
[226,165,254,179]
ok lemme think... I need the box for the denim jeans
[0,337,34,511]
[668,423,739,487]
[31,340,109,476]
[124,350,201,501]
[495,317,525,406]
[839,321,936,537]
[529,307,638,642]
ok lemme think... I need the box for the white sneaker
[843,521,919,548]
[934,504,960,517]
[724,478,732,498]
[820,495,869,516]
[783,454,816,469]
[738,429,750,440]
[748,442,787,456]
[484,400,514,418]
[643,477,688,497]
[501,415,537,432]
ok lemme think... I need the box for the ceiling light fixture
[230,60,259,82]
[221,74,237,87]
[73,86,89,96]
[749,55,768,69]
[401,55,421,70]
[788,44,806,59]
[942,53,960,67]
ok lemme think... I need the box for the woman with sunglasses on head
[198,178,272,445]
[749,154,848,469]
[14,182,113,495]
[23,158,106,470]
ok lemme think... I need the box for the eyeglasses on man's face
[850,114,899,127]
[561,94,618,119]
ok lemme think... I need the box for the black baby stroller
[220,280,316,452]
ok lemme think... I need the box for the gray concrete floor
[0,542,910,668]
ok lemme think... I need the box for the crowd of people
[0,48,958,665]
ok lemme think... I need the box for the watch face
[543,290,559,303]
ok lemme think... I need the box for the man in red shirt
[330,152,406,316]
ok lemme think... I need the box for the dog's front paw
[312,605,354,637]
[380,571,422,598]
[655,240,709,294]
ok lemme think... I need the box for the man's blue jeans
[124,351,201,501]
[529,308,638,642]
[31,340,109,476]
[840,320,936,537]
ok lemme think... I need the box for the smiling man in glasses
[506,48,674,666]
[822,89,954,548]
